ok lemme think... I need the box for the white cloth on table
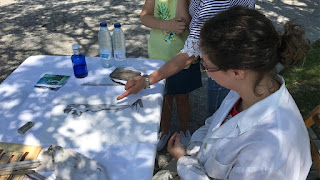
[177,75,312,180]
[37,145,109,180]
[0,56,166,180]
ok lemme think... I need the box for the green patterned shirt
[148,0,189,63]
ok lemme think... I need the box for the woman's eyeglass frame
[200,59,220,73]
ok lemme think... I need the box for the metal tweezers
[81,79,125,86]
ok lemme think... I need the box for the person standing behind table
[117,0,256,115]
[188,0,256,118]
[140,0,202,151]
[166,6,312,180]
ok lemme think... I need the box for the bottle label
[114,53,125,60]
[100,49,112,59]
[101,54,110,59]
[114,50,126,60]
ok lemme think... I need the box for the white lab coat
[177,76,312,180]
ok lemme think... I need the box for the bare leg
[175,93,190,133]
[160,95,174,137]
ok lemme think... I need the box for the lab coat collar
[207,75,286,139]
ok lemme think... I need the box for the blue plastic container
[71,44,88,78]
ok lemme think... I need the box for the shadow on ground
[0,0,148,83]
[256,0,319,41]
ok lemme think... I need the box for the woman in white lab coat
[166,6,312,180]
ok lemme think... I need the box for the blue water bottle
[71,44,88,78]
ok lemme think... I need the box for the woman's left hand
[167,132,187,160]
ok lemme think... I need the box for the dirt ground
[0,0,319,179]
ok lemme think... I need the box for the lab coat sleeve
[177,156,211,180]
[229,167,284,180]
[186,113,216,155]
[228,142,285,180]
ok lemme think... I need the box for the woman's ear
[232,69,246,80]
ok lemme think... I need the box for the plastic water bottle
[112,23,126,68]
[71,44,88,78]
[98,22,113,68]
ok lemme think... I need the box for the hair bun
[278,21,311,66]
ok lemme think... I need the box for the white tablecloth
[0,55,165,180]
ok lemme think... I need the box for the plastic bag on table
[36,145,109,180]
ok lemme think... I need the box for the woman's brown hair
[200,6,310,72]
[200,6,311,94]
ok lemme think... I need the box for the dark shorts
[164,62,202,95]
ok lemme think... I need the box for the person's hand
[117,76,146,100]
[167,132,187,160]
[166,18,187,35]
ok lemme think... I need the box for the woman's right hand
[168,132,187,160]
[117,76,146,100]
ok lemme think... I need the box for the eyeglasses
[200,59,220,72]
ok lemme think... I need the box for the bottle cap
[114,23,121,28]
[72,44,79,50]
[100,22,107,27]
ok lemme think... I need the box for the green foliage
[281,39,320,116]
